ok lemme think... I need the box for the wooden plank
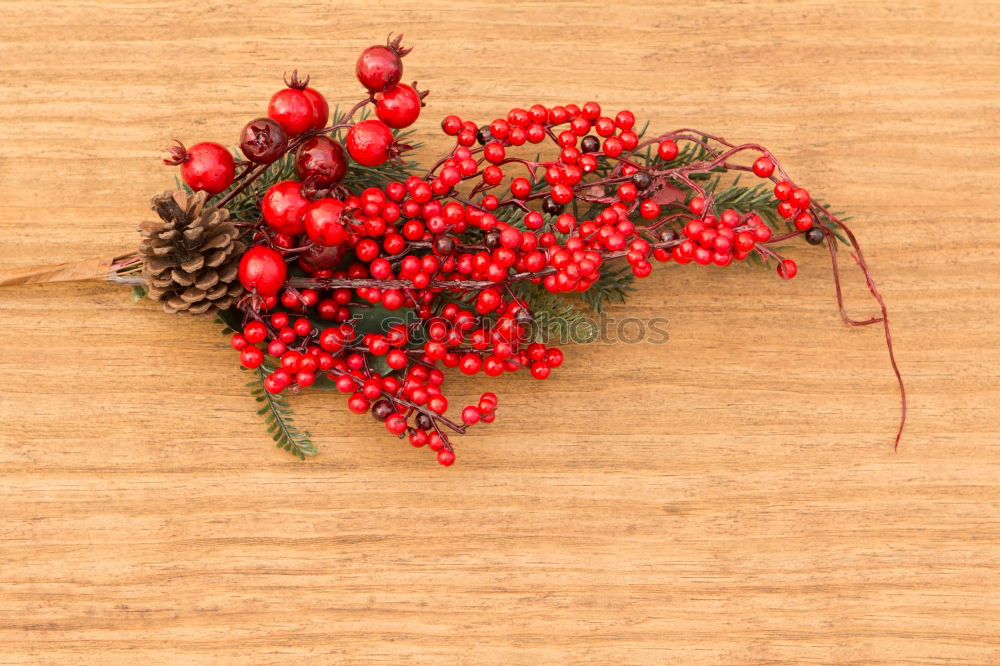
[0,1,998,663]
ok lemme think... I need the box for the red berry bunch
[161,34,905,464]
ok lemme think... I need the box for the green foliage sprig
[249,368,317,459]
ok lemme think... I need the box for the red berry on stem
[777,258,798,280]
[774,181,794,201]
[790,188,811,209]
[303,199,348,247]
[753,156,775,178]
[262,181,310,234]
[441,115,462,135]
[348,393,369,414]
[346,119,399,167]
[615,109,636,130]
[230,333,248,351]
[437,449,456,467]
[238,246,287,297]
[240,346,263,369]
[240,118,288,164]
[297,243,346,274]
[385,414,407,434]
[268,87,314,137]
[356,35,409,92]
[530,362,551,380]
[164,142,235,195]
[301,86,329,131]
[375,83,425,128]
[428,395,447,414]
[658,140,679,161]
[461,406,481,425]
[295,136,347,187]
[510,178,531,199]
[244,321,267,344]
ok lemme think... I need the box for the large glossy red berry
[239,246,287,297]
[295,136,347,187]
[268,88,314,137]
[170,142,235,194]
[346,119,396,167]
[375,83,423,128]
[261,181,310,234]
[301,87,329,131]
[297,243,346,273]
[240,118,288,164]
[356,41,406,92]
[303,198,349,247]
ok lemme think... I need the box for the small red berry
[483,142,506,163]
[615,110,636,130]
[244,321,267,344]
[510,178,531,199]
[752,156,774,178]
[293,318,311,337]
[658,140,679,161]
[777,258,798,280]
[437,449,456,467]
[530,361,550,380]
[546,348,564,368]
[459,353,482,376]
[603,136,623,157]
[774,181,794,201]
[347,393,370,414]
[240,346,263,369]
[385,414,407,435]
[790,188,811,209]
[441,115,462,135]
[461,406,481,425]
[428,395,447,414]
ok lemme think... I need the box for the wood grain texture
[1,1,998,663]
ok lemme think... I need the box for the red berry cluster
[163,34,904,464]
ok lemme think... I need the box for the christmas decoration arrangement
[0,35,905,465]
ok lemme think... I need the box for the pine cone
[138,190,245,315]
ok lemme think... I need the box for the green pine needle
[248,368,317,460]
[511,282,599,345]
[580,265,636,314]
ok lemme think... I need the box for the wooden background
[1,1,998,663]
